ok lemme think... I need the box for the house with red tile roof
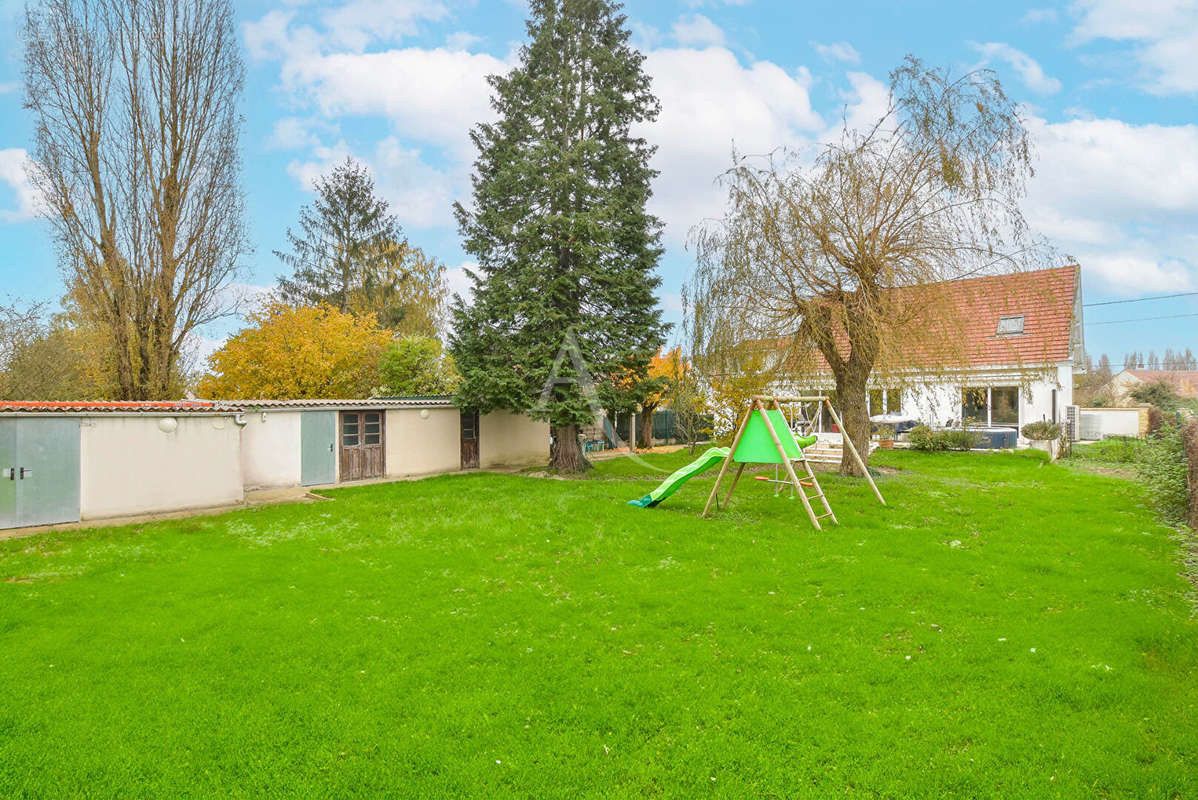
[770,265,1084,440]
[1104,369,1198,405]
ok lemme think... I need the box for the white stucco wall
[898,362,1072,435]
[1079,408,1142,439]
[80,415,243,519]
[240,410,302,489]
[385,407,461,477]
[480,411,549,468]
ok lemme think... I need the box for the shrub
[942,429,984,451]
[907,426,982,452]
[1130,379,1181,412]
[1184,419,1198,530]
[1147,406,1164,435]
[1136,424,1189,525]
[1021,420,1061,440]
[907,425,946,452]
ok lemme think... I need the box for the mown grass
[1,450,1195,798]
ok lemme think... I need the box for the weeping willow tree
[689,56,1052,476]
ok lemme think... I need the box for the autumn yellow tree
[198,303,391,399]
[633,347,678,447]
[347,240,449,337]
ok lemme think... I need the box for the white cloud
[833,71,890,137]
[250,4,825,246]
[1022,8,1059,24]
[372,137,460,228]
[1026,115,1198,293]
[637,46,823,242]
[0,81,18,94]
[445,31,482,51]
[285,140,356,191]
[267,116,329,151]
[445,260,477,305]
[672,14,726,47]
[812,41,860,64]
[0,148,39,223]
[278,47,509,160]
[1069,0,1198,94]
[284,137,460,229]
[971,42,1062,94]
[319,0,447,51]
[1031,117,1198,219]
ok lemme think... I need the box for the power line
[1084,290,1198,307]
[1087,311,1198,327]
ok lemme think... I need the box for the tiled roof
[0,397,459,414]
[910,264,1080,368]
[782,265,1081,373]
[230,397,456,410]
[0,401,224,414]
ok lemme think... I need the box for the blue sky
[1,0,1196,365]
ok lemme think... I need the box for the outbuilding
[0,398,548,531]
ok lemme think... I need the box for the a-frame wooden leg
[757,398,823,531]
[722,463,746,508]
[702,407,751,517]
[822,399,886,506]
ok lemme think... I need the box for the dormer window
[996,315,1025,336]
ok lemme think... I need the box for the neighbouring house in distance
[0,398,548,531]
[1102,369,1198,406]
[769,264,1084,445]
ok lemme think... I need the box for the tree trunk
[637,409,655,449]
[835,366,872,478]
[550,423,592,473]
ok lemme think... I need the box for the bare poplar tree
[23,0,247,399]
[691,57,1049,476]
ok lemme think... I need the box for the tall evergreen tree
[276,158,410,327]
[451,0,667,472]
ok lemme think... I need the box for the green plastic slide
[626,447,729,508]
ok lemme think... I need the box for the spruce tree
[276,158,406,324]
[451,0,666,472]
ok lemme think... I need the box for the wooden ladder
[793,443,838,528]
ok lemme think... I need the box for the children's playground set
[628,396,885,530]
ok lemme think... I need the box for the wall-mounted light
[419,409,430,419]
[158,417,178,433]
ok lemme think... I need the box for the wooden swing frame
[701,395,886,529]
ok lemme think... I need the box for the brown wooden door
[460,410,480,469]
[340,410,385,481]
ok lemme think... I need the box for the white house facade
[771,265,1084,445]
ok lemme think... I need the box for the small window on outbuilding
[996,315,1025,336]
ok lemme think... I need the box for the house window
[962,387,1019,427]
[991,387,1019,426]
[869,389,883,414]
[996,315,1025,336]
[869,389,902,414]
[962,388,988,425]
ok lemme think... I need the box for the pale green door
[15,418,81,528]
[0,420,16,529]
[301,411,337,486]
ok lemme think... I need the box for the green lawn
[1,450,1195,798]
